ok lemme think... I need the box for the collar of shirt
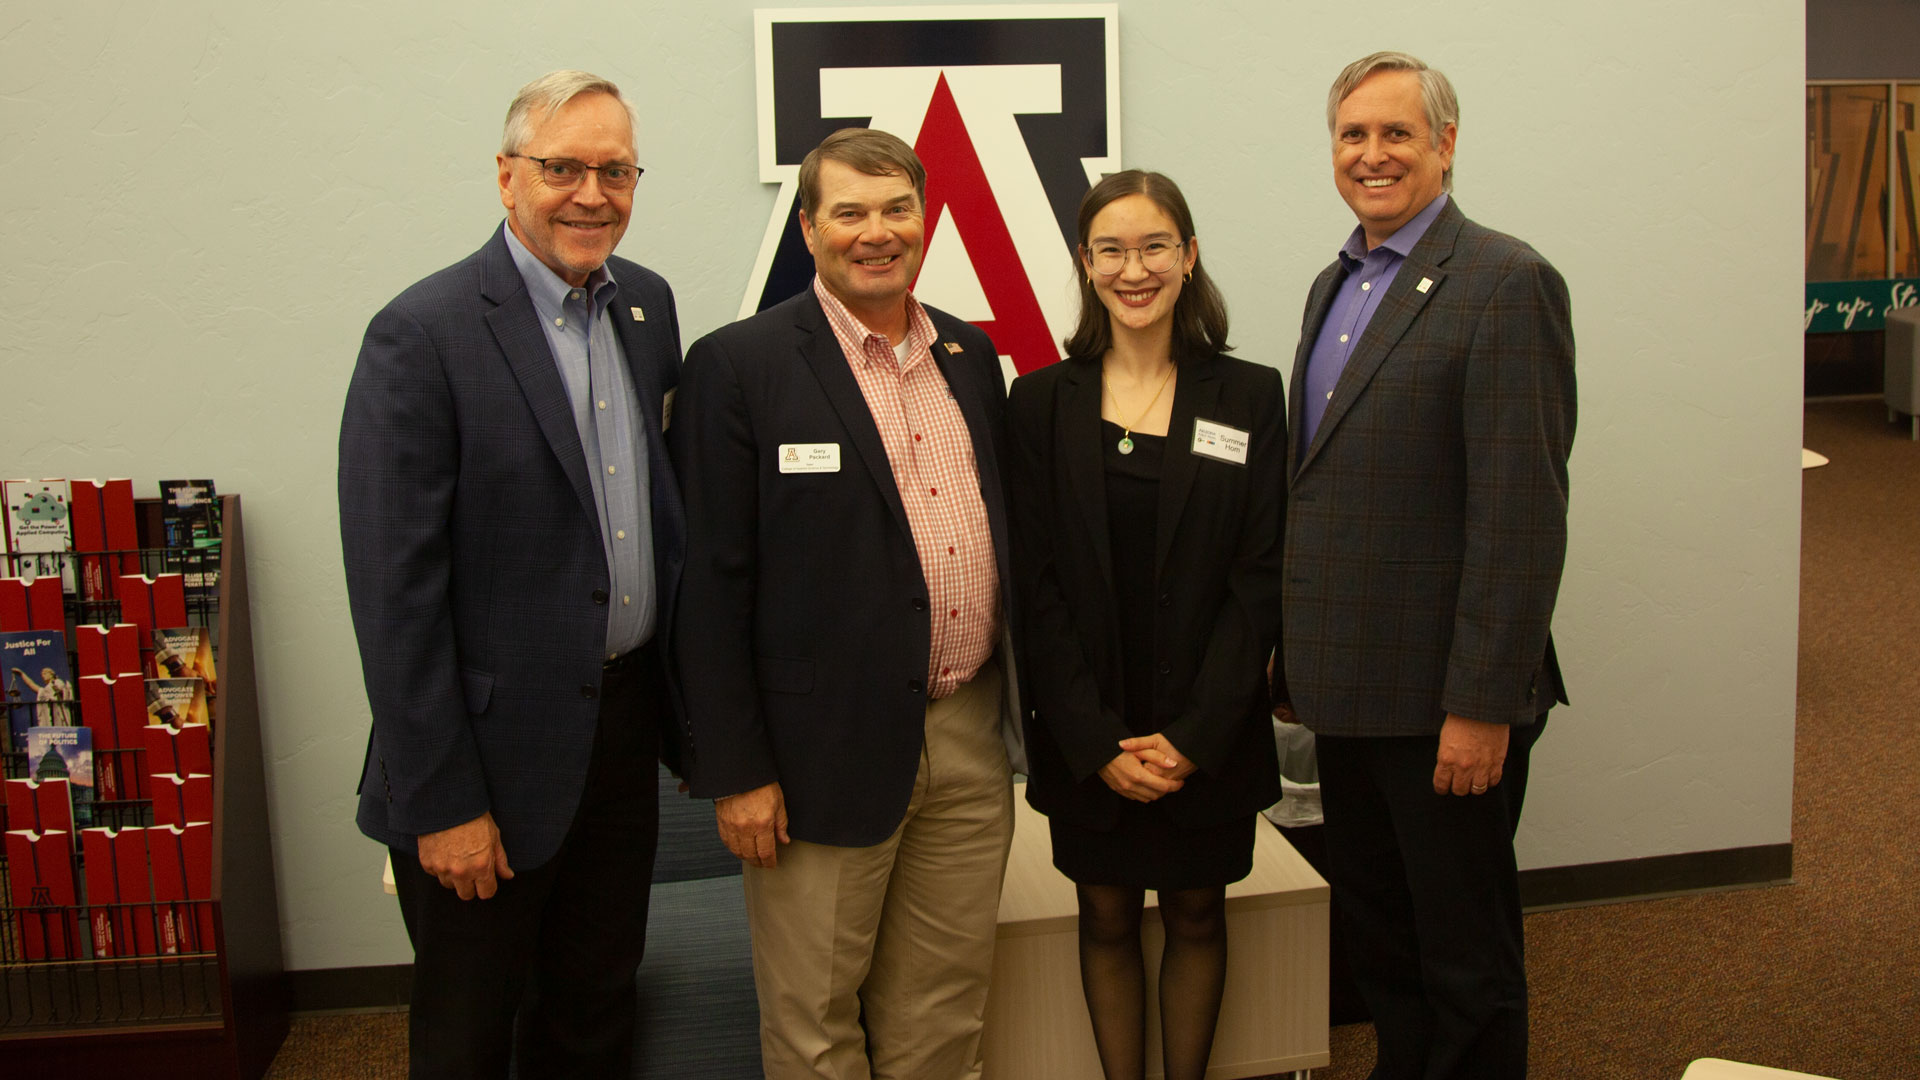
[1336,191,1450,273]
[812,275,938,375]
[502,220,618,322]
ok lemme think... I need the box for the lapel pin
[630,306,646,322]
[1416,278,1433,294]
[944,342,963,355]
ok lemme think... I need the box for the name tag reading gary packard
[778,443,841,473]
[1190,418,1251,465]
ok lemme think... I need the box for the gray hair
[500,70,637,156]
[1325,51,1458,192]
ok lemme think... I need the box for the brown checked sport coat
[1281,198,1575,737]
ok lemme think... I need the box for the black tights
[1075,883,1228,1080]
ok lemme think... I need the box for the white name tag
[1190,418,1251,465]
[778,443,841,473]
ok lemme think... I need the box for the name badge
[1190,418,1251,466]
[778,443,841,473]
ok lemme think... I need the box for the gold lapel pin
[1415,278,1433,294]
[944,342,963,355]
[630,306,646,322]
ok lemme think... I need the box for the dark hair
[1062,170,1230,362]
[797,128,928,219]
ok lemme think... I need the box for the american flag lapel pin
[630,306,646,322]
[944,342,963,355]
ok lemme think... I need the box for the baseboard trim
[289,963,412,1013]
[290,844,1794,1013]
[1519,843,1793,909]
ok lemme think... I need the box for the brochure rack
[1,495,286,1078]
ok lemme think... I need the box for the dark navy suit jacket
[340,227,684,870]
[669,289,1021,848]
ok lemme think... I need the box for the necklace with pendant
[1103,362,1176,455]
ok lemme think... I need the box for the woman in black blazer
[1008,171,1286,1080]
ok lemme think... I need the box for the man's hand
[717,782,790,868]
[1433,713,1509,796]
[417,811,513,900]
[1119,732,1197,783]
[1098,745,1185,803]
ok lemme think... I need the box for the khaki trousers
[743,660,1014,1080]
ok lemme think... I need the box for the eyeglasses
[1085,238,1187,277]
[508,154,644,193]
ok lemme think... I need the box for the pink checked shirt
[813,277,1000,700]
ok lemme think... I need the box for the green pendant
[1117,435,1135,455]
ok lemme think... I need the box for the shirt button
[947,546,955,555]
[929,487,938,496]
[950,609,959,618]
[616,529,626,540]
[1339,334,1349,343]
[570,290,581,300]
[607,465,616,475]
[623,595,631,606]
[1326,391,1333,400]
[914,433,923,441]
[554,317,566,327]
[942,667,951,676]
[1360,282,1372,292]
[597,400,607,410]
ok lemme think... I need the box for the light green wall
[0,1,1804,968]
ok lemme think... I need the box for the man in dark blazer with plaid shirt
[1281,52,1575,1079]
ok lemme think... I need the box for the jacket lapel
[797,298,914,541]
[1058,357,1114,591]
[1289,264,1346,484]
[1297,200,1463,476]
[480,234,598,528]
[607,283,685,573]
[1155,356,1221,577]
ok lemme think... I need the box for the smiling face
[1083,193,1197,341]
[496,91,635,287]
[1332,69,1455,249]
[800,158,926,329]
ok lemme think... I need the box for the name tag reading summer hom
[1190,418,1251,465]
[778,443,842,473]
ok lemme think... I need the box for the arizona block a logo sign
[744,5,1120,380]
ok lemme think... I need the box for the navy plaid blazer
[1281,199,1575,737]
[340,228,685,869]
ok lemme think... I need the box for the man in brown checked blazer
[1280,52,1575,1079]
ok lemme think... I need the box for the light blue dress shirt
[503,223,655,655]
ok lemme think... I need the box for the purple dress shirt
[1299,193,1450,455]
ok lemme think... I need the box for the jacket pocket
[754,655,814,695]
[460,668,495,715]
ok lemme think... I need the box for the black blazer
[1009,352,1284,831]
[669,289,1021,848]
[340,227,685,870]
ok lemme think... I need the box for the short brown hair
[1062,170,1231,363]
[797,128,928,218]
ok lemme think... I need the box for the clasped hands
[1098,732,1195,803]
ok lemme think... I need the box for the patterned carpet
[266,400,1919,1079]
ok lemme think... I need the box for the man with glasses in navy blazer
[1280,52,1576,1080]
[339,70,683,1079]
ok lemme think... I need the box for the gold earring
[1184,270,1193,283]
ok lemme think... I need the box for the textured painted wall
[0,1,1803,969]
